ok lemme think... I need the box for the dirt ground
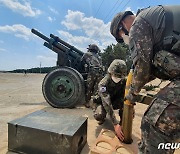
[0,73,178,154]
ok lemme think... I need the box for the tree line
[9,67,57,74]
[101,43,132,72]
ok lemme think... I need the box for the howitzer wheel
[42,67,85,108]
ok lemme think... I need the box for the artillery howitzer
[31,29,87,108]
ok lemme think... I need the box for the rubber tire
[42,67,85,108]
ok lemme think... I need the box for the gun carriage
[32,29,87,108]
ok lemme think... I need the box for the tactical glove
[125,93,138,105]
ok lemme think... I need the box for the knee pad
[92,95,102,105]
[94,113,105,121]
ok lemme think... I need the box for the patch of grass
[143,84,159,91]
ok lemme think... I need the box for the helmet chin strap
[121,21,129,35]
[116,23,129,44]
[122,27,129,35]
[121,24,129,44]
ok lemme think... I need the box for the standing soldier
[81,44,104,107]
[110,5,180,153]
[93,59,127,141]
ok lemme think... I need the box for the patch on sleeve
[99,86,106,93]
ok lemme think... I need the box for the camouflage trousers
[93,98,124,124]
[139,80,180,154]
[85,72,103,103]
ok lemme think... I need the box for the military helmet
[110,11,133,43]
[108,59,127,78]
[87,44,100,53]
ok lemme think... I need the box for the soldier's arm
[81,52,91,61]
[81,53,86,61]
[98,87,119,125]
[99,56,103,66]
[81,53,91,71]
[129,18,154,94]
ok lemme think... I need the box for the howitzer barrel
[44,42,79,59]
[31,29,84,57]
[31,29,50,42]
[50,34,84,56]
[31,28,85,71]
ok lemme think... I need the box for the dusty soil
[0,73,178,154]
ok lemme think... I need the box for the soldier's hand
[125,93,137,105]
[114,124,124,141]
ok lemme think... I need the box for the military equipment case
[8,110,87,154]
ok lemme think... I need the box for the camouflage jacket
[81,52,103,70]
[129,5,180,94]
[129,6,165,94]
[98,74,126,125]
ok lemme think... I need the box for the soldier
[110,5,180,153]
[93,59,127,141]
[81,44,104,107]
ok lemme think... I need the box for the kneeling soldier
[93,59,127,141]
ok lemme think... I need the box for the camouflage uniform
[93,59,127,125]
[93,74,126,125]
[81,45,103,104]
[127,6,180,154]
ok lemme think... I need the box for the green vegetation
[143,84,159,91]
[101,43,132,72]
[9,66,57,74]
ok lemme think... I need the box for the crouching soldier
[93,59,127,141]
